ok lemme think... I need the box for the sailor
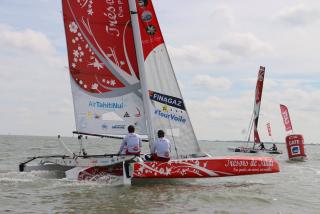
[259,142,265,150]
[271,143,278,151]
[151,130,171,162]
[118,125,142,155]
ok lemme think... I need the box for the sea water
[0,135,319,214]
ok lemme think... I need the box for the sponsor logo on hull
[149,90,185,110]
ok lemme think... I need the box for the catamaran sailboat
[228,67,282,154]
[19,0,279,183]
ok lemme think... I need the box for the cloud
[209,6,234,28]
[168,45,217,65]
[0,23,72,136]
[0,24,56,55]
[193,75,232,91]
[218,32,273,57]
[168,32,272,68]
[275,4,320,27]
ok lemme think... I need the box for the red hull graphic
[75,156,279,181]
[133,157,279,179]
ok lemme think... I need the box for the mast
[128,0,155,144]
[247,66,265,149]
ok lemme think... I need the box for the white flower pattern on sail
[69,22,78,33]
[91,83,98,90]
[76,0,94,16]
[110,80,116,86]
[89,58,103,70]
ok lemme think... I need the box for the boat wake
[0,171,59,184]
[0,170,125,187]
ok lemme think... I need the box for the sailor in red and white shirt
[118,125,142,155]
[151,130,171,162]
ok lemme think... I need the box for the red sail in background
[280,104,293,132]
[253,66,265,144]
[266,122,272,137]
[254,129,261,144]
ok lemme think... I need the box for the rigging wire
[245,112,254,148]
[58,135,75,156]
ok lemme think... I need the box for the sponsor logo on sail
[87,111,93,119]
[135,107,141,117]
[154,109,186,124]
[138,0,148,7]
[112,125,126,129]
[124,112,130,118]
[101,124,108,130]
[149,90,185,110]
[89,101,123,109]
[141,11,152,22]
[146,25,156,35]
[162,105,168,112]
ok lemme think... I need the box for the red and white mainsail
[249,66,265,144]
[62,0,148,136]
[130,0,201,157]
[280,104,293,132]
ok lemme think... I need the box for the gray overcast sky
[0,0,319,143]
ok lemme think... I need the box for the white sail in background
[131,0,201,157]
[62,0,147,136]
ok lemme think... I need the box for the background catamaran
[228,66,282,154]
[228,66,265,153]
[19,0,279,183]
